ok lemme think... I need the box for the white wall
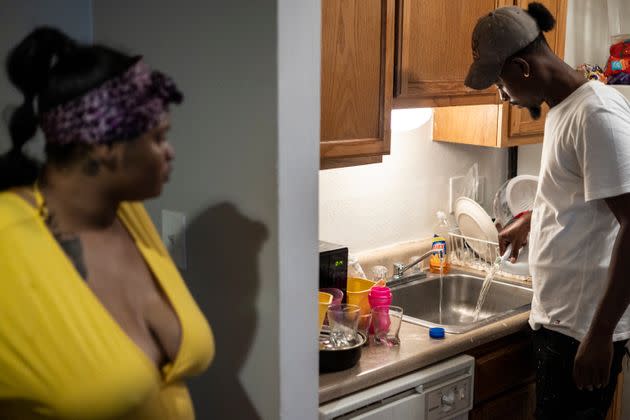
[278,0,320,418]
[320,118,507,254]
[0,0,92,155]
[517,144,543,176]
[94,2,319,419]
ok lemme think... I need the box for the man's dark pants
[533,327,628,420]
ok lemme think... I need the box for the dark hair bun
[6,27,77,152]
[1,27,76,188]
[527,2,556,32]
[6,27,76,99]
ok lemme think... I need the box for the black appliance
[319,241,348,295]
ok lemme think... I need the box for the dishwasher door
[350,393,424,420]
[319,355,474,420]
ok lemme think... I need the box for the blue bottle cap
[429,327,445,339]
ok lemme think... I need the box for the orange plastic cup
[346,277,376,315]
[318,291,333,332]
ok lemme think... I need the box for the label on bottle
[429,235,448,272]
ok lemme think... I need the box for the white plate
[454,197,499,261]
[506,175,538,216]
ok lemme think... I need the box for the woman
[0,27,214,419]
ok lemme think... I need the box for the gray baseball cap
[465,6,540,90]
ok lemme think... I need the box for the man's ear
[510,57,531,78]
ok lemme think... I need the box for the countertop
[319,309,531,404]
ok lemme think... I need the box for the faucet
[392,249,444,280]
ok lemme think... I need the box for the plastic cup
[372,305,403,346]
[318,292,333,333]
[369,286,392,299]
[319,288,344,326]
[347,277,376,316]
[368,286,392,312]
[368,286,392,334]
[319,288,344,306]
[327,304,361,347]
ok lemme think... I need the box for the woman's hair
[1,27,137,190]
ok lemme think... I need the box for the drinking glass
[327,304,360,347]
[371,305,403,346]
[357,312,372,345]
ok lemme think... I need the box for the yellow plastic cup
[346,277,376,315]
[318,291,333,332]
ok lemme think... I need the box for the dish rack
[448,230,531,281]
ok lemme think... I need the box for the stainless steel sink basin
[390,273,532,333]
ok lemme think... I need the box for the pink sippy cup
[368,286,392,334]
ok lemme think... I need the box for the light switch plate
[162,209,187,270]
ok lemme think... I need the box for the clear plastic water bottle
[348,254,367,279]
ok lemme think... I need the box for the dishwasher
[319,355,474,420]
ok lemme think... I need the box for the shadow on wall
[183,202,267,420]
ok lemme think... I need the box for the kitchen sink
[390,272,532,333]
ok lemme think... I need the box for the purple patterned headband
[40,59,182,145]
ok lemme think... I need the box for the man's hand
[573,331,613,390]
[498,211,532,262]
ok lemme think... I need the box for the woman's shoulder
[0,189,36,232]
[118,201,169,256]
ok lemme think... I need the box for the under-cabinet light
[391,108,433,133]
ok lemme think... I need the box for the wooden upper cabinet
[320,0,568,161]
[433,0,568,147]
[395,0,512,108]
[320,0,395,165]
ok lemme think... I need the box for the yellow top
[0,191,214,420]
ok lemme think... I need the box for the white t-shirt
[529,81,630,341]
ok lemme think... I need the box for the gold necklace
[33,181,50,222]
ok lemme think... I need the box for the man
[465,3,630,419]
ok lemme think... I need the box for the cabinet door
[471,375,624,420]
[504,0,568,145]
[395,0,512,108]
[470,382,536,420]
[320,0,395,163]
[472,331,535,404]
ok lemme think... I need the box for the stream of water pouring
[472,260,501,321]
[438,257,444,324]
[472,245,512,322]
